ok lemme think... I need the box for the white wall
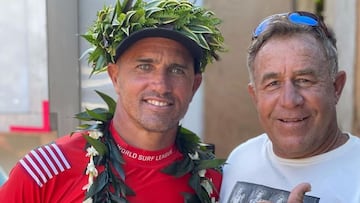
[0,0,48,132]
[325,0,356,132]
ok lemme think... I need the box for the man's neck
[111,116,177,151]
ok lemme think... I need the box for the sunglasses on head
[252,11,330,39]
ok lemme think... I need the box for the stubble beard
[137,111,184,133]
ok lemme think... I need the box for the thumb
[288,183,311,203]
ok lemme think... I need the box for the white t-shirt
[220,133,360,203]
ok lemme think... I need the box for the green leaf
[182,192,200,203]
[116,13,127,27]
[109,193,128,203]
[177,126,200,153]
[76,124,93,130]
[131,8,146,24]
[79,47,95,61]
[95,90,116,115]
[188,24,214,34]
[187,173,212,203]
[87,47,103,68]
[188,173,201,195]
[122,0,135,13]
[124,10,137,25]
[159,0,179,8]
[121,26,131,36]
[74,111,92,121]
[85,108,109,122]
[93,55,106,74]
[81,34,96,44]
[196,33,210,50]
[145,7,163,18]
[75,108,112,122]
[107,137,126,179]
[82,134,107,156]
[86,171,108,199]
[115,0,122,14]
[82,0,226,75]
[144,0,162,10]
[118,178,136,197]
[110,166,135,198]
[162,155,194,177]
[74,110,103,122]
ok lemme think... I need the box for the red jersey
[0,123,221,203]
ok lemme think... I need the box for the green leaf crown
[82,0,226,75]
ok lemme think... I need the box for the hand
[287,182,311,203]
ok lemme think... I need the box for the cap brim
[114,28,203,67]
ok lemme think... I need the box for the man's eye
[295,78,313,87]
[169,66,185,75]
[262,80,281,91]
[137,64,151,71]
[266,80,280,87]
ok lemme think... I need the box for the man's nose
[279,81,304,108]
[151,71,172,94]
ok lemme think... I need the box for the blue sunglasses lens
[253,12,321,39]
[253,17,272,38]
[288,12,318,26]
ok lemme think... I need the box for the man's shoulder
[17,132,87,187]
[346,133,360,149]
[55,132,87,146]
[349,133,360,140]
[232,134,268,152]
[225,134,269,162]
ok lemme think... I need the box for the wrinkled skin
[248,33,347,159]
[248,33,347,203]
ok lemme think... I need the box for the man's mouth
[279,117,307,122]
[146,99,170,107]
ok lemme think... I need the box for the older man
[221,11,360,203]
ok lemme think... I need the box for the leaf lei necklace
[74,91,225,203]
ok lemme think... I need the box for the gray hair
[247,13,338,84]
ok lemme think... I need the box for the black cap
[114,28,203,73]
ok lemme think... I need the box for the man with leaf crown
[0,0,226,202]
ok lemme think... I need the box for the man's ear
[333,70,346,104]
[107,63,120,93]
[192,74,203,94]
[248,83,258,104]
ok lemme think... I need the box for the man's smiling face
[248,33,343,158]
[108,37,202,133]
